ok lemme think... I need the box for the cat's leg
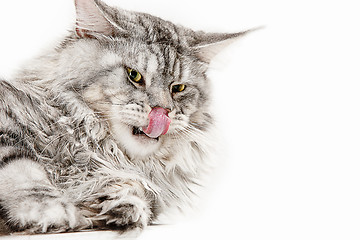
[82,179,156,232]
[0,152,87,233]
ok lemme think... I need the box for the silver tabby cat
[0,0,248,235]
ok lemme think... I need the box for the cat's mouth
[130,107,171,142]
[132,126,159,141]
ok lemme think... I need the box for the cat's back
[0,79,39,108]
[0,79,45,124]
[0,79,64,154]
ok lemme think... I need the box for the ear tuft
[192,27,263,63]
[74,0,115,38]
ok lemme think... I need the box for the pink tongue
[142,107,171,139]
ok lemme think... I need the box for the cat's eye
[172,84,186,93]
[126,67,143,83]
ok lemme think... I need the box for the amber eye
[126,67,143,83]
[172,84,186,93]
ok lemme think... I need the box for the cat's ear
[74,0,117,38]
[191,28,259,63]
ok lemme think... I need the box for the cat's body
[0,0,248,235]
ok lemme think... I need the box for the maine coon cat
[0,0,250,235]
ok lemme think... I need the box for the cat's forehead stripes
[151,45,179,76]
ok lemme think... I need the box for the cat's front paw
[90,195,151,231]
[5,192,84,234]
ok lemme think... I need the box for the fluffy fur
[0,0,247,235]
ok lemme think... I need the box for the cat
[0,0,250,235]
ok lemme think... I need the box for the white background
[1,0,360,240]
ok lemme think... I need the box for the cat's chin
[111,122,162,158]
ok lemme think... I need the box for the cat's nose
[148,89,174,112]
[150,106,171,113]
[149,105,173,113]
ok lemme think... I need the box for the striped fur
[0,0,246,235]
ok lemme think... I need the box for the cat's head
[52,0,249,158]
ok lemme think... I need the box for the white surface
[1,0,360,239]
